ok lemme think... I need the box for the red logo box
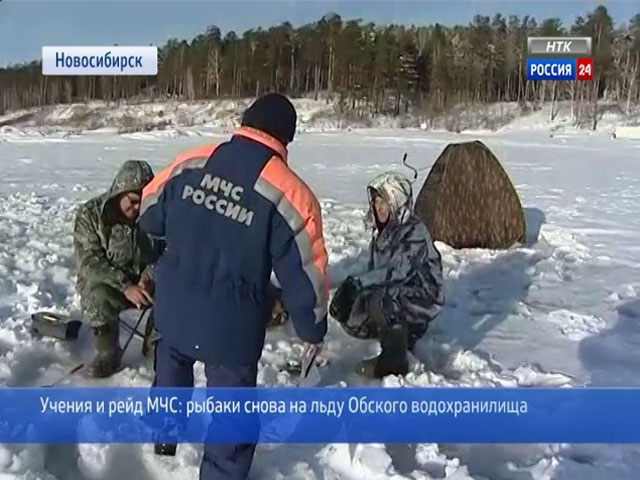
[576,58,593,81]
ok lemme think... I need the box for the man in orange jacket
[139,93,328,479]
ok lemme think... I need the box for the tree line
[1,5,639,125]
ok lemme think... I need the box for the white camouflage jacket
[350,171,444,336]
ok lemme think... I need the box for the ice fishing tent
[415,140,525,250]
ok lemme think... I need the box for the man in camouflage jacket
[73,160,164,378]
[330,171,444,378]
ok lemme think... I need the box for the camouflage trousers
[80,283,131,329]
[80,283,156,357]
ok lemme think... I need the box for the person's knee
[341,316,379,339]
[205,364,257,388]
[82,283,120,300]
[153,340,195,388]
[406,319,430,350]
[80,283,126,327]
[337,295,380,340]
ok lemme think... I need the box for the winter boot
[356,322,409,379]
[154,443,177,456]
[407,334,418,353]
[142,311,156,359]
[88,322,122,378]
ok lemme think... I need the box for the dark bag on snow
[30,312,82,340]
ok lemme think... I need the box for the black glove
[329,276,362,324]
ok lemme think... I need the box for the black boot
[88,323,122,378]
[408,334,417,353]
[376,322,409,377]
[142,311,156,359]
[356,322,409,379]
[154,443,177,456]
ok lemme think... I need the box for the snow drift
[1,98,639,140]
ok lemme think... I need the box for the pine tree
[0,6,637,119]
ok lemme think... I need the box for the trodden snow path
[1,127,640,479]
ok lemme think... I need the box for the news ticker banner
[526,37,593,81]
[1,387,639,444]
[42,46,158,76]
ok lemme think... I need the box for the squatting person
[330,171,444,378]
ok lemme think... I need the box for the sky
[0,0,638,66]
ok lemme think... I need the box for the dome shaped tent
[415,140,525,250]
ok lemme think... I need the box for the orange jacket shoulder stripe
[254,153,329,322]
[141,143,218,216]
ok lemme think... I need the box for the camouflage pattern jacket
[351,172,444,332]
[73,160,164,295]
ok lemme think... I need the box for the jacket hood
[365,171,414,230]
[101,160,154,215]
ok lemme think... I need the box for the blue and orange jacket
[139,127,329,366]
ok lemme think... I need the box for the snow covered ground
[1,125,640,479]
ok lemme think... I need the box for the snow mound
[613,125,640,140]
[1,98,639,140]
[0,98,338,139]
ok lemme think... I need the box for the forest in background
[1,5,639,128]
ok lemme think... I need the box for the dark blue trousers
[153,338,258,480]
